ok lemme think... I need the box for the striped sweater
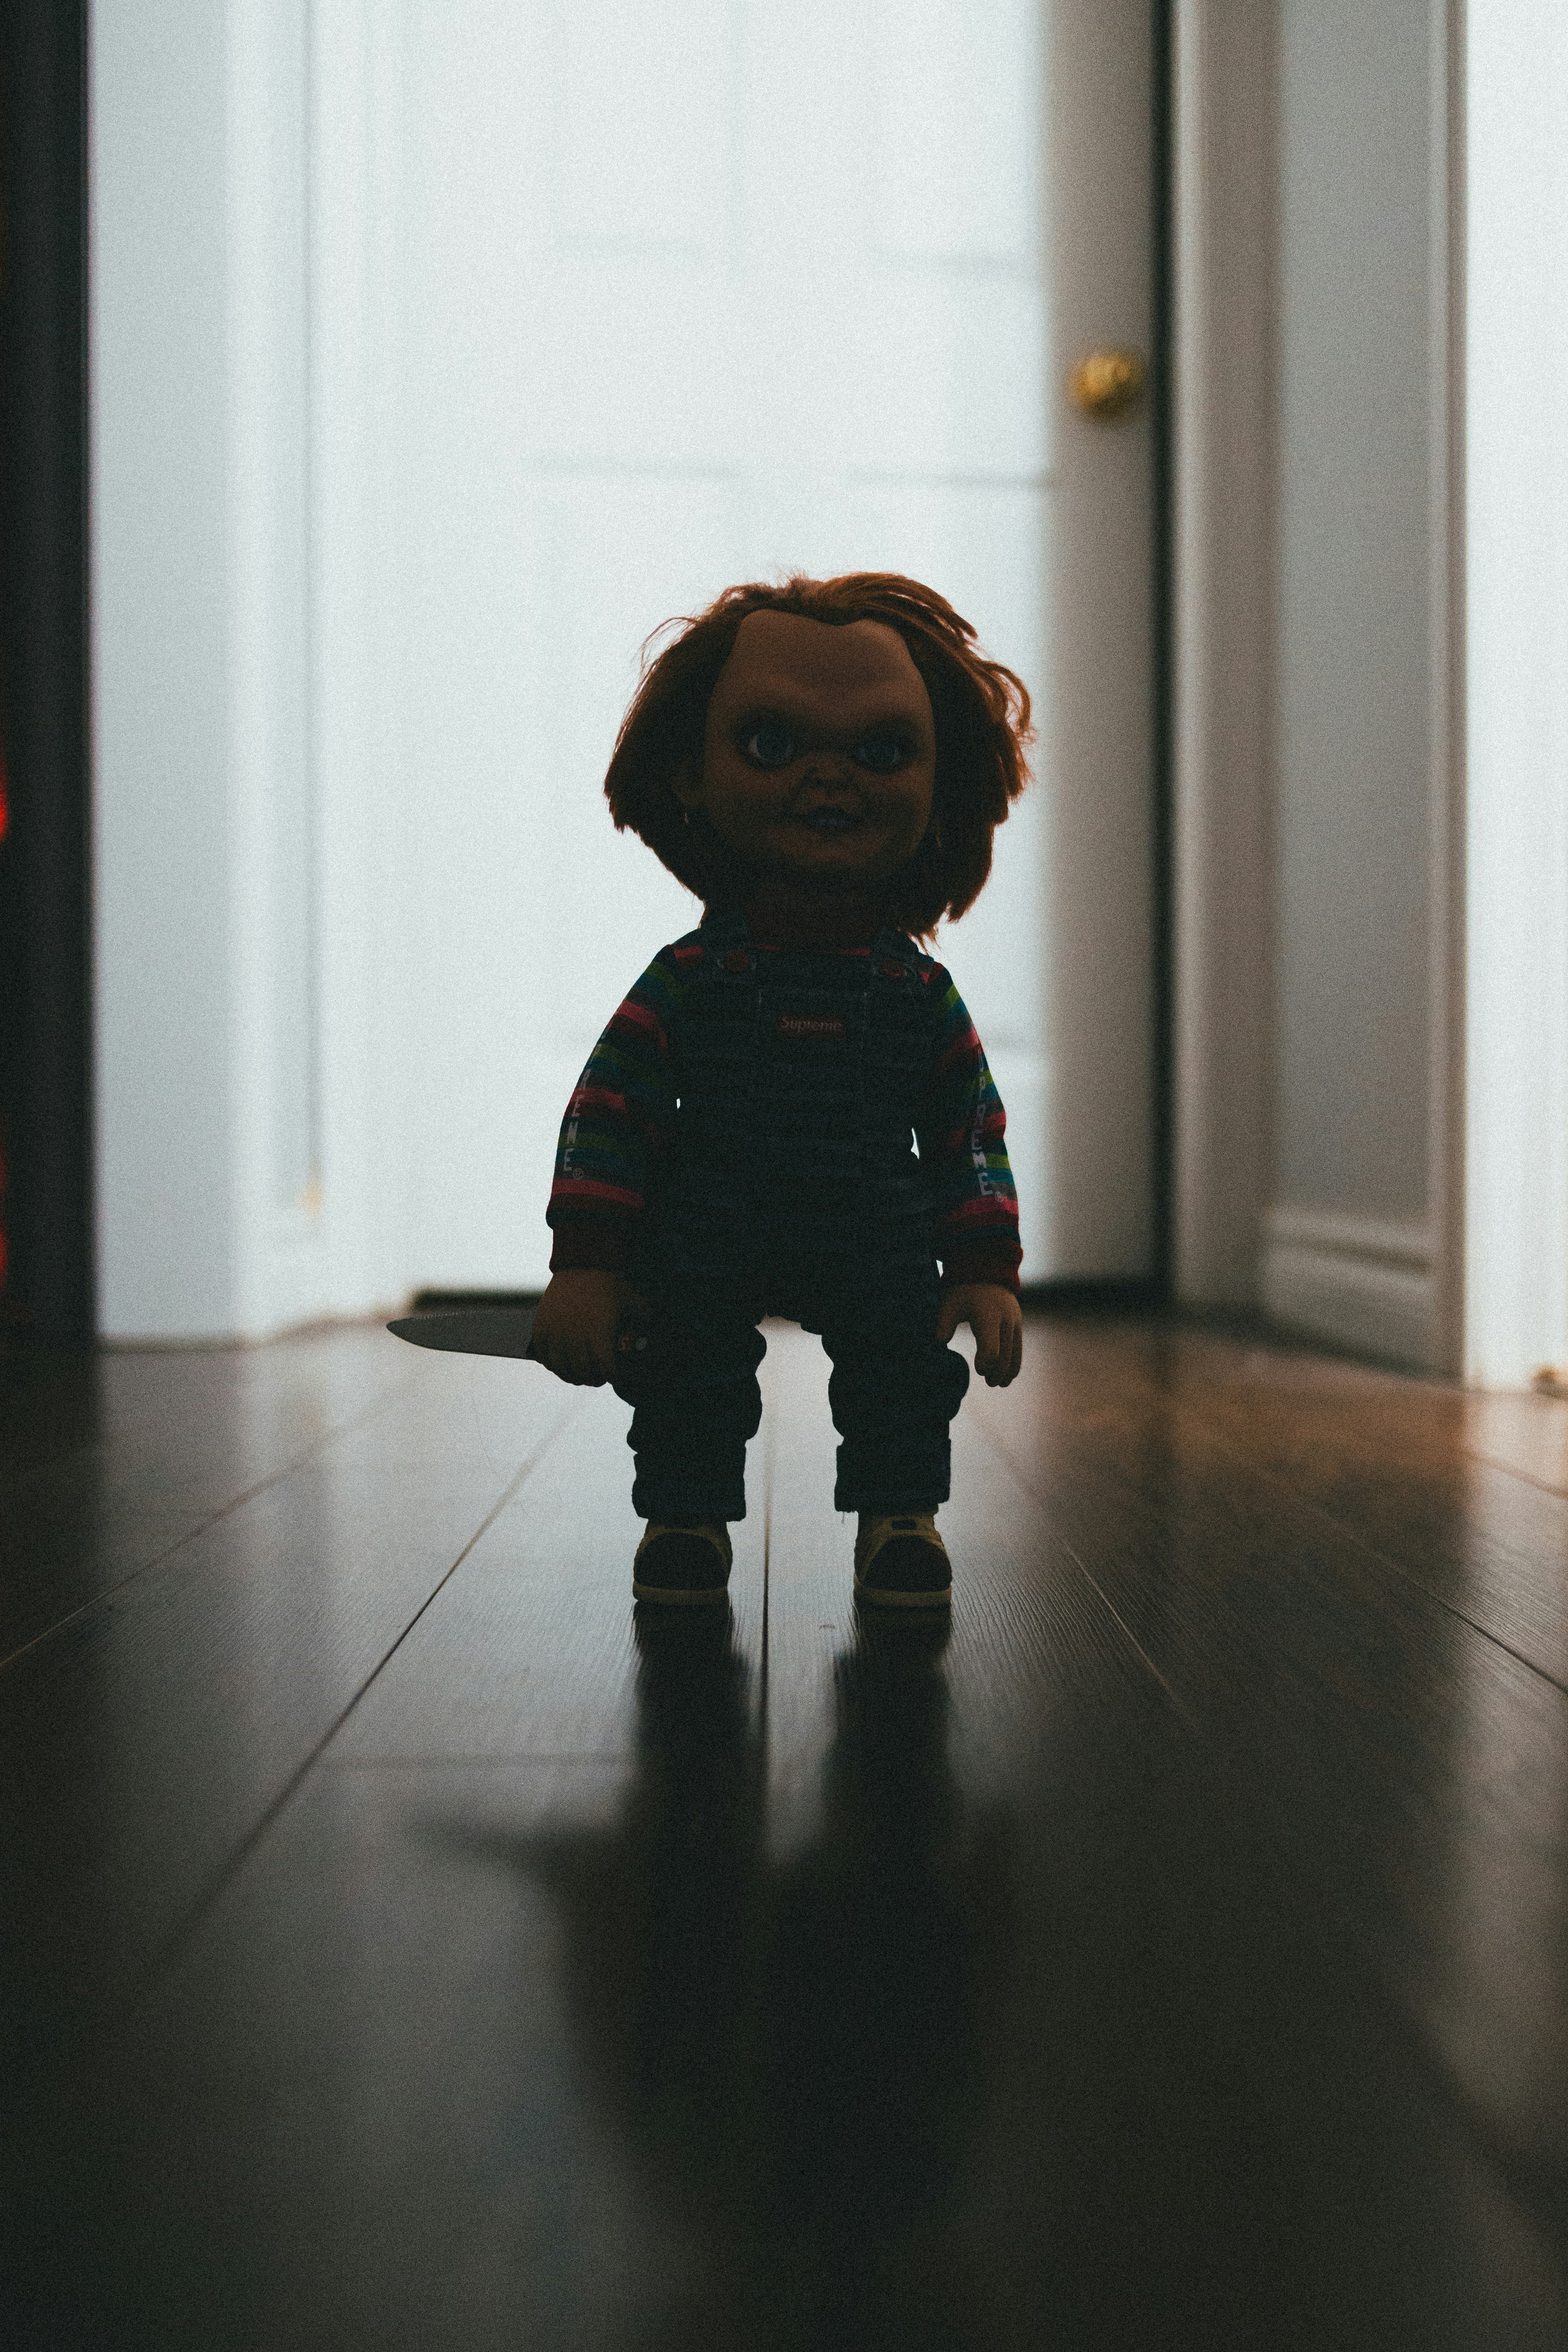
[548,928,1022,1292]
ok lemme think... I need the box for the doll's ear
[670,759,703,810]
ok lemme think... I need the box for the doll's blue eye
[743,722,796,767]
[855,733,907,773]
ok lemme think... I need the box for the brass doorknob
[1068,348,1146,419]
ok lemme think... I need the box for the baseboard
[1260,1207,1436,1369]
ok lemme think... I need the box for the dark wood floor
[4,1310,1567,2350]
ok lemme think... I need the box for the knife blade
[386,1307,537,1359]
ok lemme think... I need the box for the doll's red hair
[603,573,1032,937]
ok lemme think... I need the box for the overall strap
[868,922,919,990]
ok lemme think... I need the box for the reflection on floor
[3,1311,1567,2349]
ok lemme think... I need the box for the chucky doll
[530,574,1029,1608]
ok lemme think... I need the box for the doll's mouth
[794,807,862,837]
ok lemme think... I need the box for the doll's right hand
[529,1270,647,1387]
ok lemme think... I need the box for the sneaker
[632,1521,733,1606]
[853,1513,951,1608]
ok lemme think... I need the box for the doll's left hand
[937,1282,1023,1387]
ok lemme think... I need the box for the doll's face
[675,611,937,896]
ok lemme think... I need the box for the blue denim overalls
[624,907,970,1523]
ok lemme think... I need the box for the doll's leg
[818,1275,970,1517]
[817,1274,968,1607]
[625,1283,766,1526]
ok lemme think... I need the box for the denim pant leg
[818,1274,970,1514]
[626,1281,766,1524]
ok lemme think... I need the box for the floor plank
[970,1321,1568,2238]
[47,1697,1558,2352]
[0,1356,579,2093]
[1459,1388,1568,1500]
[1120,1320,1568,1688]
[0,1324,420,1662]
[325,1380,765,1767]
[6,1313,1568,2350]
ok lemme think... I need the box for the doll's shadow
[440,1609,1018,2352]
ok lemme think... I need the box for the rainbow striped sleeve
[547,942,694,1275]
[918,967,1023,1292]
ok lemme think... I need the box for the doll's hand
[530,1270,647,1386]
[936,1282,1023,1387]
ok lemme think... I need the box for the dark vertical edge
[0,0,94,1344]
[1147,0,1176,1297]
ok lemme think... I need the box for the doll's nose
[801,751,854,788]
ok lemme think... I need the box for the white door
[383,0,1154,1291]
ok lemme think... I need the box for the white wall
[105,3,1568,1372]
[1175,0,1463,1373]
[1177,0,1568,1387]
[1261,0,1457,1368]
[1274,0,1436,1223]
[1464,0,1568,1387]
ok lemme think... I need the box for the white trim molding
[1262,1207,1438,1369]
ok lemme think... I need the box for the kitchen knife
[386,1307,537,1358]
[386,1306,649,1369]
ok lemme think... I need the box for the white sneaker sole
[852,1574,952,1609]
[631,1578,731,1606]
